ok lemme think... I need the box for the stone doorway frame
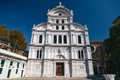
[56,62,64,76]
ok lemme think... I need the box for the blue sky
[0,0,120,46]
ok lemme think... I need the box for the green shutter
[0,68,3,74]
[10,61,13,66]
[21,70,24,77]
[23,64,24,68]
[1,60,5,67]
[17,63,19,68]
[16,69,18,74]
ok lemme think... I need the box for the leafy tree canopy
[9,30,27,51]
[0,25,9,41]
[104,24,120,75]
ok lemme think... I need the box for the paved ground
[1,77,91,80]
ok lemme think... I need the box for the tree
[104,24,120,76]
[0,25,9,41]
[9,30,27,51]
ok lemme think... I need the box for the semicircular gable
[52,8,70,16]
[73,23,87,31]
[48,6,72,16]
[33,23,47,31]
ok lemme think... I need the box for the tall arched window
[36,50,42,59]
[56,20,59,23]
[81,50,84,59]
[62,26,64,30]
[39,50,42,59]
[59,35,62,43]
[54,35,57,43]
[39,35,42,43]
[78,50,81,59]
[62,20,64,23]
[78,50,84,59]
[78,35,81,44]
[64,35,67,43]
[56,26,59,30]
[37,50,39,58]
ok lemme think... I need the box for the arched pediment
[53,10,69,16]
[72,23,88,31]
[57,54,65,59]
[48,5,73,16]
[32,23,47,31]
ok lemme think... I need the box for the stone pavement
[1,77,91,80]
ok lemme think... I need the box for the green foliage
[0,25,27,51]
[0,25,9,41]
[104,24,120,75]
[9,30,27,51]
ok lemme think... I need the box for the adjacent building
[0,48,27,79]
[90,40,108,75]
[26,3,94,77]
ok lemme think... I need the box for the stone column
[75,34,77,44]
[67,35,69,44]
[34,34,37,43]
[65,62,69,77]
[71,34,73,44]
[53,62,56,77]
[62,35,64,44]
[57,35,58,44]
[31,34,34,43]
[36,34,39,43]
[46,34,49,44]
[73,34,75,44]
[48,34,50,44]
[42,34,44,44]
[51,34,53,44]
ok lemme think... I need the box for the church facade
[26,3,94,77]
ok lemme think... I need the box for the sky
[0,0,120,47]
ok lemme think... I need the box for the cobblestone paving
[1,77,91,80]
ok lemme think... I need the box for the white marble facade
[26,3,94,77]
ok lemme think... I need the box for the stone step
[1,77,91,80]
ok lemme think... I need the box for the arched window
[54,35,57,43]
[78,35,81,44]
[36,50,42,59]
[62,20,64,23]
[64,35,67,43]
[56,26,59,30]
[59,14,62,16]
[62,26,64,30]
[37,50,39,58]
[81,50,84,59]
[59,35,62,43]
[78,50,84,59]
[78,50,81,59]
[56,20,59,23]
[39,35,42,43]
[39,50,42,58]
